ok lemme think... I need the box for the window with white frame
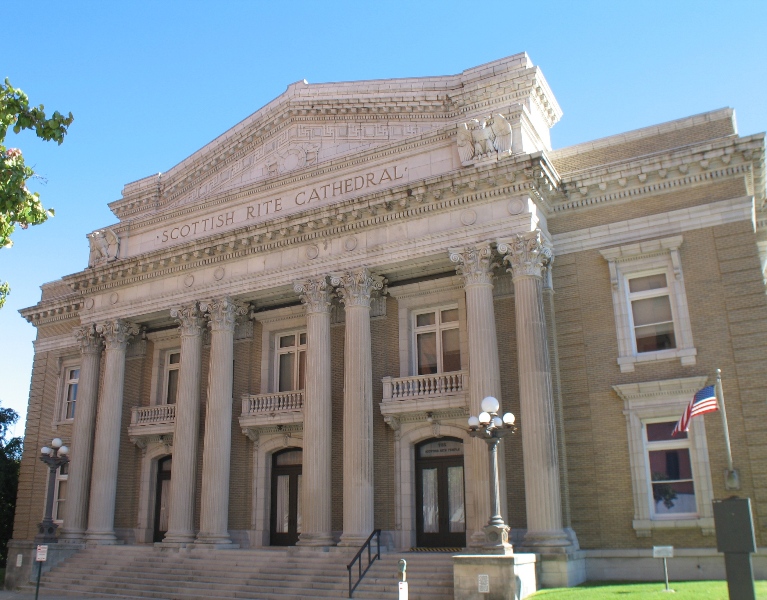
[275,331,306,392]
[59,363,80,421]
[600,236,696,373]
[412,306,461,375]
[614,377,715,537]
[163,351,180,405]
[52,463,68,524]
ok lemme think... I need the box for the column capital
[331,267,384,308]
[200,297,248,332]
[170,303,205,337]
[449,242,497,286]
[497,230,552,280]
[74,324,102,355]
[96,319,140,351]
[294,277,333,314]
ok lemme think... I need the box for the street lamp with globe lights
[36,438,69,543]
[468,396,517,552]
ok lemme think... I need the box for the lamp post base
[35,519,59,544]
[483,523,514,555]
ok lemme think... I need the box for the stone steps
[36,546,455,599]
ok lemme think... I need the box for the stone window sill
[618,347,697,373]
[633,517,714,537]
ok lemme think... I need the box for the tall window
[628,273,676,353]
[645,421,695,517]
[276,331,306,392]
[52,463,68,524]
[413,307,460,375]
[62,366,80,420]
[164,352,180,404]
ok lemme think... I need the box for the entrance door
[270,448,302,546]
[415,438,466,548]
[153,456,172,543]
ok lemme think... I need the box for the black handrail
[346,529,381,598]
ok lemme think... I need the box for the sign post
[652,546,674,592]
[35,544,48,600]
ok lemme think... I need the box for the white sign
[653,545,674,558]
[478,573,490,593]
[36,545,48,562]
[398,581,408,600]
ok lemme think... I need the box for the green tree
[0,79,73,308]
[0,404,22,567]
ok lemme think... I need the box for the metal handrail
[346,529,381,598]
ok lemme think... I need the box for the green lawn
[531,580,767,599]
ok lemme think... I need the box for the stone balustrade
[242,390,304,415]
[382,371,468,402]
[130,404,176,426]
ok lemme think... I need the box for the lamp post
[36,438,69,543]
[468,396,517,552]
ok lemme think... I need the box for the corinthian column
[449,243,504,547]
[60,324,102,542]
[85,319,140,544]
[294,277,335,546]
[163,304,205,544]
[331,268,384,547]
[497,230,573,552]
[196,297,247,546]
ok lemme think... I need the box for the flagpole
[715,369,739,490]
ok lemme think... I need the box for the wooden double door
[153,456,172,543]
[270,448,303,546]
[415,438,466,548]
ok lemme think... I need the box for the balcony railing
[242,390,304,416]
[382,371,468,402]
[130,404,176,426]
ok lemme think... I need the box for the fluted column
[85,319,140,544]
[60,325,102,541]
[163,304,205,544]
[498,230,574,552]
[295,277,335,546]
[196,297,247,545]
[331,268,384,547]
[449,243,504,547]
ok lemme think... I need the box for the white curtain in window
[275,475,290,533]
[422,468,439,533]
[296,474,302,533]
[447,466,465,532]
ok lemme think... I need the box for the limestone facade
[10,53,767,583]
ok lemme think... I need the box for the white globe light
[481,396,499,414]
[468,416,480,428]
[41,446,51,456]
[492,416,503,428]
[503,413,516,426]
[478,412,491,425]
[51,438,63,449]
[59,446,69,455]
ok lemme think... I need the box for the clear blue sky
[1,0,765,438]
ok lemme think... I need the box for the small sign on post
[35,545,48,562]
[652,546,674,592]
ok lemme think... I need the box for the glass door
[153,456,172,543]
[270,449,303,546]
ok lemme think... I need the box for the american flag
[672,385,718,437]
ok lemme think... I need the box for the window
[62,367,79,420]
[613,377,715,537]
[413,307,461,375]
[164,352,180,405]
[275,331,306,392]
[600,236,696,373]
[52,463,68,524]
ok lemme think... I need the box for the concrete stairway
[35,545,455,599]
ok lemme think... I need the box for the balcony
[128,404,175,448]
[239,390,304,435]
[380,371,469,422]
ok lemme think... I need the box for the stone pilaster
[59,324,102,542]
[331,268,384,547]
[294,277,335,546]
[85,319,140,544]
[163,304,205,544]
[196,297,247,546]
[449,242,505,547]
[498,230,575,553]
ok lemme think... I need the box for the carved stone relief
[456,114,512,166]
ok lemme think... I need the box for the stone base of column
[337,533,372,548]
[518,527,579,555]
[161,531,196,545]
[58,529,86,542]
[297,532,336,547]
[84,530,122,545]
[453,553,538,600]
[194,532,238,549]
[468,529,488,548]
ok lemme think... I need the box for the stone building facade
[8,53,767,586]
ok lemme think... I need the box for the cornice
[19,298,83,325]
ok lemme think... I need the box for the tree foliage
[0,79,73,308]
[0,404,22,567]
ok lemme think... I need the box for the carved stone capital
[200,297,248,332]
[497,230,552,280]
[449,242,497,286]
[331,268,384,308]
[96,319,140,351]
[74,324,102,355]
[294,277,333,315]
[170,304,205,337]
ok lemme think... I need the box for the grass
[530,580,767,599]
